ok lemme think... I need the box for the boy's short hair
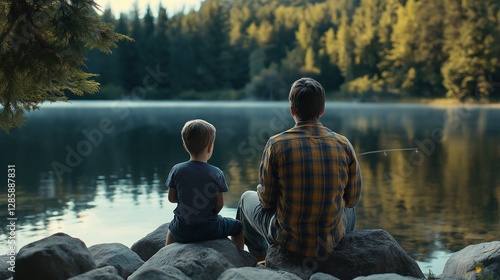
[181,119,216,156]
[289,77,325,121]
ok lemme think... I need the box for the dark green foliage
[0,0,130,131]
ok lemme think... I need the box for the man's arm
[344,144,363,208]
[258,140,279,209]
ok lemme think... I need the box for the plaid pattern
[258,121,362,257]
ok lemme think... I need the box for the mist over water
[1,101,499,274]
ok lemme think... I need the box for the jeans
[236,190,356,257]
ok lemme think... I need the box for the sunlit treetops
[81,0,500,103]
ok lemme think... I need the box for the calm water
[1,101,499,274]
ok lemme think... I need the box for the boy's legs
[236,190,276,260]
[203,215,244,249]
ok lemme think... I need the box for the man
[236,77,362,261]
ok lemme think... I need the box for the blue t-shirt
[166,161,228,224]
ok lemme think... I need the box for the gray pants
[236,190,356,257]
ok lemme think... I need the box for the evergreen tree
[168,12,198,93]
[350,0,383,77]
[382,0,420,95]
[116,13,140,92]
[227,2,251,88]
[150,4,170,97]
[441,0,500,100]
[84,8,121,89]
[196,0,231,90]
[0,0,129,131]
[335,12,354,82]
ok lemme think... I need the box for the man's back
[259,121,362,256]
[236,77,362,260]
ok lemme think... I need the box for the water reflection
[0,101,498,271]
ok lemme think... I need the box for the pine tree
[84,8,121,90]
[167,12,198,94]
[0,0,130,131]
[350,0,383,77]
[335,12,354,82]
[117,10,141,92]
[196,0,231,90]
[441,0,500,100]
[151,4,170,97]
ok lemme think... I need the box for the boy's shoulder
[173,161,223,173]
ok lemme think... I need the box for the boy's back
[167,161,228,224]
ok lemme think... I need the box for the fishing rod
[357,148,419,157]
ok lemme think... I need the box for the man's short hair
[181,119,216,156]
[289,77,325,121]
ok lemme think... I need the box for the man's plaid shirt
[258,121,362,257]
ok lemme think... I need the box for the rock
[88,243,144,279]
[352,273,420,279]
[129,239,255,280]
[428,275,465,280]
[440,240,500,280]
[265,229,424,280]
[217,267,302,280]
[265,245,313,280]
[67,266,122,280]
[194,238,256,267]
[14,232,96,280]
[309,272,340,280]
[131,223,169,261]
[128,267,189,280]
[0,255,14,280]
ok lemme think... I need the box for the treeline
[80,0,500,101]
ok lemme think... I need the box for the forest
[80,0,500,101]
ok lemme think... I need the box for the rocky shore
[1,224,499,280]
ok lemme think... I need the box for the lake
[1,101,499,275]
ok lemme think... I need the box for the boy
[165,119,244,249]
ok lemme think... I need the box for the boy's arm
[166,166,178,203]
[214,192,224,214]
[168,187,178,203]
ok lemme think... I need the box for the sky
[94,0,202,17]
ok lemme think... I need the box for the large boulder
[440,241,500,280]
[0,255,14,280]
[217,267,302,280]
[67,266,122,280]
[352,274,421,280]
[265,229,424,280]
[128,267,189,280]
[14,232,96,280]
[309,273,340,280]
[131,223,169,261]
[129,238,255,280]
[88,243,143,279]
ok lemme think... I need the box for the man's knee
[241,191,257,200]
[239,190,257,208]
